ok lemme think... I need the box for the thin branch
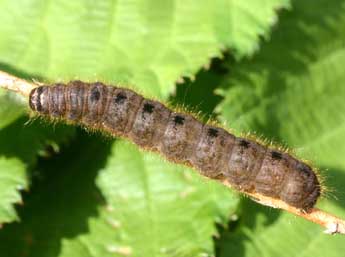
[1,70,345,235]
[222,180,345,234]
[0,71,36,97]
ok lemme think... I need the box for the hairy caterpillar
[29,81,321,211]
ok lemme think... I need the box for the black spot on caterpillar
[115,93,127,104]
[239,139,250,148]
[143,103,154,114]
[29,81,321,211]
[207,128,218,137]
[271,151,283,160]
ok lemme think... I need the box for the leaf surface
[0,157,27,224]
[0,89,26,130]
[0,118,75,224]
[0,134,239,257]
[63,140,238,257]
[217,0,345,256]
[0,0,289,98]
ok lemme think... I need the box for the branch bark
[222,180,345,234]
[0,71,36,97]
[1,70,345,235]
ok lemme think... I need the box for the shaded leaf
[216,0,345,256]
[0,132,239,257]
[0,157,27,224]
[0,89,26,130]
[0,118,75,224]
[0,132,109,256]
[0,118,75,165]
[60,140,239,257]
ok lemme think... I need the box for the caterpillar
[29,81,321,211]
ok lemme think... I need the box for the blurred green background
[0,0,345,256]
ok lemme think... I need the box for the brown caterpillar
[29,81,321,211]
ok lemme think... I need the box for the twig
[1,70,345,235]
[222,180,345,234]
[0,71,36,97]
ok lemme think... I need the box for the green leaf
[217,0,345,256]
[0,133,109,256]
[0,0,289,98]
[0,157,27,224]
[0,118,75,225]
[61,140,238,257]
[0,89,26,130]
[217,199,345,257]
[0,117,75,165]
[0,133,239,257]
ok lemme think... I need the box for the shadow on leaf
[0,130,112,257]
[0,117,75,165]
[216,0,345,256]
[320,166,345,206]
[0,62,44,82]
[171,56,230,121]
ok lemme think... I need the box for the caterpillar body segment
[29,81,321,211]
